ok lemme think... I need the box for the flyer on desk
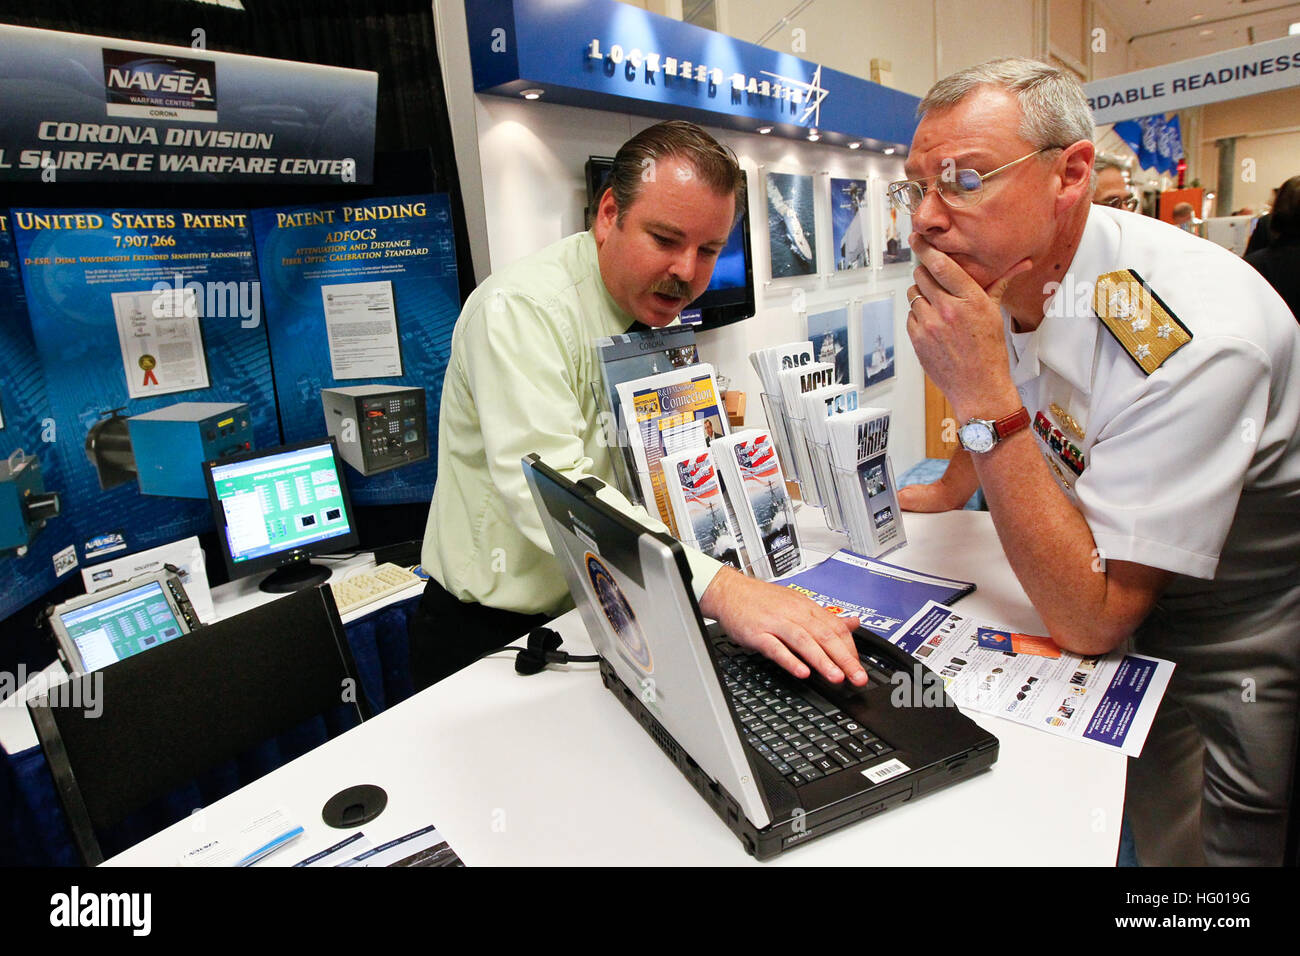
[890,600,1174,757]
[778,549,975,639]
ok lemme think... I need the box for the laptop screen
[57,580,186,672]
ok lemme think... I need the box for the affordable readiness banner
[252,194,460,505]
[0,217,78,623]
[11,208,278,564]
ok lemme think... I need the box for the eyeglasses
[888,146,1062,214]
[1098,194,1140,212]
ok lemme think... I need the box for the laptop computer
[523,455,998,860]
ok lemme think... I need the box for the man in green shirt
[413,121,865,689]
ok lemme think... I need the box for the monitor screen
[585,157,755,331]
[205,439,360,592]
[58,580,185,672]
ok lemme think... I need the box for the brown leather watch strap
[993,406,1031,441]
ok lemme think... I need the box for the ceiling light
[848,141,862,149]
[757,125,773,134]
[520,88,544,100]
[1198,28,1214,37]
[1190,13,1204,21]
[883,147,896,155]
[1290,22,1300,36]
[807,129,820,142]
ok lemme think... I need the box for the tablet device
[48,570,198,674]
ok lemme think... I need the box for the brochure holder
[591,380,646,508]
[781,409,825,509]
[806,436,848,534]
[829,454,906,558]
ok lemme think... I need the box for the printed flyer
[890,600,1174,756]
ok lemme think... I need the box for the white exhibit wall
[472,93,927,475]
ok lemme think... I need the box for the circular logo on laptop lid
[585,553,652,674]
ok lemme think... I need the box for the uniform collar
[1007,205,1121,396]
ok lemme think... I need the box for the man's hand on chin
[698,566,868,686]
[906,234,1029,416]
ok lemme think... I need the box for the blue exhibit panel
[11,208,278,565]
[251,194,461,505]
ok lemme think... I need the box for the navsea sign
[1085,34,1300,126]
[0,24,377,183]
[466,0,919,150]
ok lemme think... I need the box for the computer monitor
[585,157,756,331]
[204,438,360,593]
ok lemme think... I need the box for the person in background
[1170,201,1195,231]
[1245,174,1300,320]
[1245,184,1281,256]
[1092,155,1136,211]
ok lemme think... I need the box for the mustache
[650,279,692,299]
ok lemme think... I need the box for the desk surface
[106,509,1127,867]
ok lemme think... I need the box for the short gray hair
[918,57,1095,150]
[1094,153,1127,175]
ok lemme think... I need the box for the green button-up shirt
[421,231,724,616]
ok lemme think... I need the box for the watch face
[960,421,996,453]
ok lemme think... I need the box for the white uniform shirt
[1006,204,1300,597]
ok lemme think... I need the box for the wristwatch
[958,406,1031,453]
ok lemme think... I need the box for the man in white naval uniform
[894,58,1300,866]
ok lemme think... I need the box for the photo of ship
[831,177,870,271]
[765,171,818,278]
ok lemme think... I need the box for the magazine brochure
[615,364,726,537]
[595,327,698,505]
[826,407,905,557]
[778,549,974,639]
[889,601,1174,757]
[798,383,859,532]
[661,447,746,572]
[713,429,802,580]
[748,341,813,484]
[776,361,834,507]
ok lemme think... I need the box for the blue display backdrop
[466,0,919,150]
[0,219,78,621]
[11,208,277,563]
[0,23,377,184]
[251,195,460,505]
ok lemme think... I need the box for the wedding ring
[908,294,923,309]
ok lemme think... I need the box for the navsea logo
[102,48,218,124]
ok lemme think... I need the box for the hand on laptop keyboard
[698,567,868,687]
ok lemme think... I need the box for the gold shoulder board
[1093,269,1192,375]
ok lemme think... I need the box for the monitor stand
[259,561,332,594]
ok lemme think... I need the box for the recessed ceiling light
[807,128,820,142]
[1190,13,1204,21]
[757,125,773,134]
[520,88,544,100]
[883,147,896,155]
[848,141,862,149]
[1290,22,1300,35]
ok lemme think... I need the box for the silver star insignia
[1130,315,1149,332]
[1108,290,1134,318]
[1135,343,1152,361]
[1156,323,1173,339]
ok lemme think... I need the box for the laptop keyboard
[719,654,895,787]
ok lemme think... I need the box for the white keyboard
[330,563,423,615]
